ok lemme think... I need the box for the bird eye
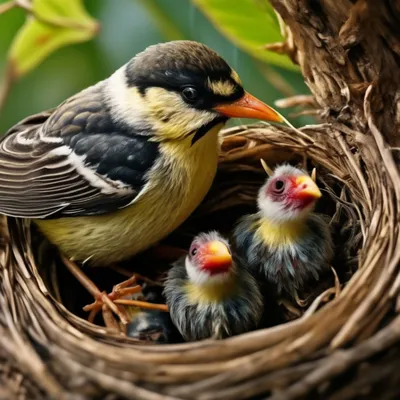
[274,179,285,193]
[181,86,199,103]
[190,247,198,256]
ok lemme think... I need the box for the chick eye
[274,179,285,193]
[182,86,199,103]
[190,247,198,256]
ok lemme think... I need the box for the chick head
[185,231,233,286]
[258,164,322,222]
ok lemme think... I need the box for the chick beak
[202,241,232,273]
[214,91,283,122]
[295,175,322,199]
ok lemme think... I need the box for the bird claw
[83,283,139,326]
[82,275,168,325]
[60,254,168,332]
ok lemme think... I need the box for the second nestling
[233,161,334,309]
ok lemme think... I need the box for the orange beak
[202,241,232,273]
[294,175,322,200]
[214,91,283,122]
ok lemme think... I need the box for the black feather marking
[191,116,227,146]
[126,41,233,88]
[131,68,244,111]
[126,42,244,110]
[0,83,159,219]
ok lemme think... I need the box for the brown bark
[270,0,400,151]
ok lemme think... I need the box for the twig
[257,63,296,97]
[303,287,336,318]
[275,95,315,109]
[289,109,319,118]
[331,267,341,298]
[110,265,163,287]
[60,255,99,297]
[269,316,400,400]
[114,299,168,312]
[0,1,15,15]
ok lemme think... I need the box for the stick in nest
[60,254,168,332]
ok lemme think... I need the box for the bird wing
[0,84,159,219]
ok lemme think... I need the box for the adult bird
[0,41,282,319]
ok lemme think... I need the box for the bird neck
[158,122,222,163]
[255,216,307,248]
[184,274,237,305]
[153,119,225,146]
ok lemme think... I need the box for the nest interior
[1,123,400,400]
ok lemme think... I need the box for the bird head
[258,164,322,222]
[107,41,282,143]
[185,231,233,286]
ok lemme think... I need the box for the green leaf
[7,0,99,79]
[192,0,297,70]
[138,0,185,41]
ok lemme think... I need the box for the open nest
[1,122,400,400]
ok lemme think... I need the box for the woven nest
[1,123,400,400]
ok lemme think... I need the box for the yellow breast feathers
[184,277,237,305]
[255,218,306,248]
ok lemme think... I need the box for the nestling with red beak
[233,163,333,302]
[164,231,263,341]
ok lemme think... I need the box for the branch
[269,0,400,147]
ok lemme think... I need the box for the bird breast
[255,218,307,249]
[36,126,221,265]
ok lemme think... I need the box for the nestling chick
[0,40,282,266]
[233,164,333,300]
[126,310,182,344]
[164,231,263,341]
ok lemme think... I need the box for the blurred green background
[0,0,311,132]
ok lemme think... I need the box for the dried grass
[1,117,399,399]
